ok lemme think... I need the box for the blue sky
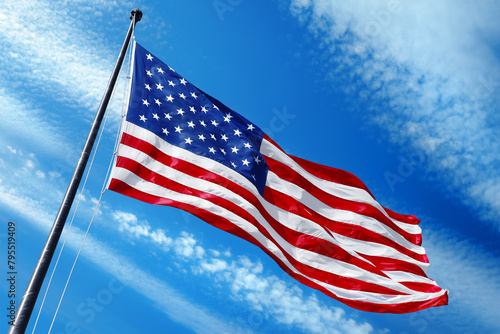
[1,1,499,333]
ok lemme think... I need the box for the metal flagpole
[8,8,143,334]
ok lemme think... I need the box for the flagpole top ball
[130,8,142,22]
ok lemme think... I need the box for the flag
[107,41,448,313]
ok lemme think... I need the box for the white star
[220,148,227,155]
[187,121,195,128]
[146,70,153,77]
[156,83,164,90]
[139,115,147,122]
[142,99,150,107]
[179,93,187,99]
[231,162,237,168]
[198,134,206,141]
[242,159,250,166]
[213,104,219,110]
[209,147,216,154]
[146,54,154,61]
[234,129,242,137]
[231,146,239,154]
[185,137,193,145]
[252,174,256,180]
[175,126,183,133]
[201,106,208,113]
[211,120,219,127]
[145,84,152,91]
[254,156,262,164]
[223,116,231,123]
[164,113,172,120]
[155,99,162,106]
[166,95,174,102]
[162,128,169,135]
[221,134,228,141]
[189,106,196,113]
[177,108,185,116]
[153,113,160,120]
[169,66,175,72]
[226,113,233,120]
[210,134,216,140]
[157,68,164,74]
[191,92,198,99]
[247,124,255,131]
[244,142,251,149]
[180,78,187,85]
[168,80,176,87]
[199,120,207,127]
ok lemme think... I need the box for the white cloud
[424,228,500,332]
[25,159,35,169]
[112,210,374,334]
[112,210,174,249]
[199,256,373,334]
[0,89,75,162]
[288,0,500,227]
[174,231,206,259]
[7,146,17,154]
[0,1,112,113]
[112,210,139,225]
[0,190,250,334]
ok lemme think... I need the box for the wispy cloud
[198,256,374,334]
[288,0,500,227]
[0,175,250,334]
[112,207,500,333]
[0,0,132,131]
[112,211,376,334]
[424,229,500,333]
[0,88,71,152]
[0,1,248,330]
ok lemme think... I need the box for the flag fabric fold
[107,41,448,313]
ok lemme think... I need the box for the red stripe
[289,154,375,197]
[120,133,424,274]
[382,207,421,225]
[263,134,373,195]
[266,156,422,245]
[113,155,405,295]
[264,135,420,226]
[358,254,427,277]
[109,178,448,313]
[399,281,443,294]
[263,187,429,264]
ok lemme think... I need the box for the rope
[45,33,134,334]
[102,35,135,193]
[47,190,104,334]
[30,96,112,333]
[32,33,134,333]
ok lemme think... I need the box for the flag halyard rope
[31,37,134,334]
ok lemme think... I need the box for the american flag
[108,41,448,313]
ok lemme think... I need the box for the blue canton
[126,43,269,195]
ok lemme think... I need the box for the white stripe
[114,144,421,294]
[267,171,425,253]
[111,167,444,304]
[119,124,425,267]
[310,276,447,304]
[330,232,430,273]
[111,125,442,302]
[120,121,260,193]
[261,139,421,235]
[117,143,430,276]
[384,271,438,285]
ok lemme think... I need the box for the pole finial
[131,8,143,22]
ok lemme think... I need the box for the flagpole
[8,9,142,334]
